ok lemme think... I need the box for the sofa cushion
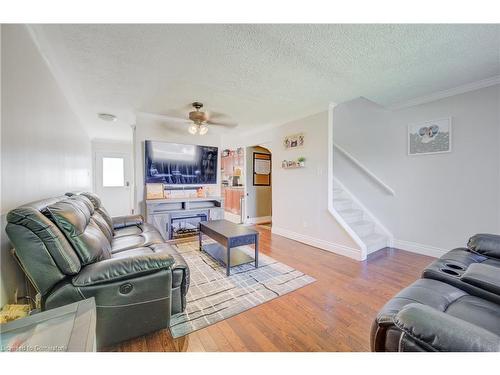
[47,198,111,265]
[422,248,500,304]
[468,233,500,259]
[112,214,144,229]
[72,252,174,287]
[371,278,494,352]
[80,192,114,232]
[69,195,114,242]
[70,195,95,215]
[111,230,164,253]
[460,263,500,296]
[445,295,500,335]
[113,223,159,238]
[7,197,81,276]
[375,278,468,325]
[151,243,190,298]
[91,214,114,242]
[112,243,189,290]
[111,247,155,258]
[113,226,142,238]
[394,303,500,351]
[372,277,500,352]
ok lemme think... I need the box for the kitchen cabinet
[223,187,244,215]
[222,155,234,177]
[222,149,244,177]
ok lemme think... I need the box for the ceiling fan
[139,102,237,135]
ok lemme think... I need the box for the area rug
[169,240,315,338]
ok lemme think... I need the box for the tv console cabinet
[146,197,224,240]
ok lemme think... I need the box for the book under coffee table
[199,219,259,276]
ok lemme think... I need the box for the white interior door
[94,151,132,216]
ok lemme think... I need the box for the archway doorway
[244,145,272,226]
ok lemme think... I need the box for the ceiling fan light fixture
[188,124,198,135]
[199,124,209,135]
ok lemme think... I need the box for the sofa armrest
[394,303,500,352]
[112,214,144,229]
[72,252,174,286]
[467,233,500,259]
[461,263,500,295]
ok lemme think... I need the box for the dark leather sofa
[6,192,190,348]
[371,234,500,352]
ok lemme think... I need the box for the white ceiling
[29,24,500,140]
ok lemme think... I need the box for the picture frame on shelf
[281,158,306,169]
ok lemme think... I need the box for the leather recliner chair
[67,192,190,314]
[421,234,500,304]
[6,193,189,348]
[371,234,500,352]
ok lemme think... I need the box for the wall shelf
[282,165,305,169]
[281,162,305,169]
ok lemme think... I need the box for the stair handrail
[333,143,396,196]
[328,103,367,260]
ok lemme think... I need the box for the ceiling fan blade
[206,110,225,118]
[138,111,190,124]
[206,110,235,121]
[207,120,238,128]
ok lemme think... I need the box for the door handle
[125,181,130,187]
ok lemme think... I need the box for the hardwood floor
[106,226,434,352]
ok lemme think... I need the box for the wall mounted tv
[145,140,218,185]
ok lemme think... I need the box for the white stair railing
[333,143,395,196]
[328,102,396,261]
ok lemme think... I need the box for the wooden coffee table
[199,220,259,276]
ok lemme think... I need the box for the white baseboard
[245,216,272,225]
[393,239,448,258]
[271,226,363,261]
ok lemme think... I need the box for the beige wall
[1,25,92,306]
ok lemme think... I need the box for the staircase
[333,179,392,254]
[327,103,395,260]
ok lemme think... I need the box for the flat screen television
[145,140,218,185]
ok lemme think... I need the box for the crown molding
[389,75,500,110]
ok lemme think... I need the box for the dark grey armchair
[371,234,500,352]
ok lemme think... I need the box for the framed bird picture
[408,117,452,155]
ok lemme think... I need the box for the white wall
[270,112,360,257]
[224,113,360,258]
[333,85,500,255]
[1,25,92,306]
[134,116,223,215]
